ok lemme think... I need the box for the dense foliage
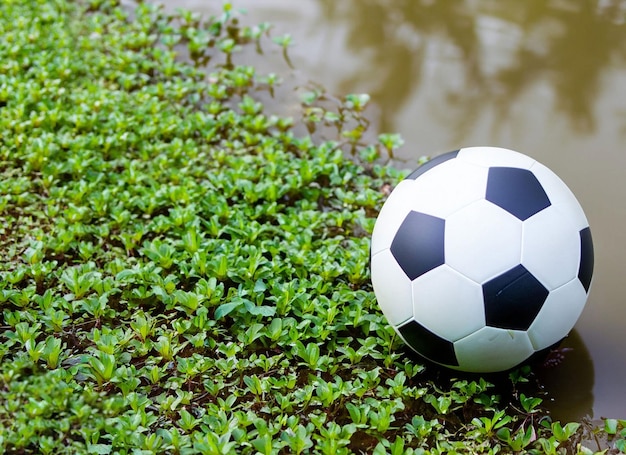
[1,0,625,453]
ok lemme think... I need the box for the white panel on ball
[527,279,588,351]
[529,162,589,230]
[371,249,414,326]
[457,146,535,169]
[454,326,534,373]
[412,265,485,341]
[445,200,522,284]
[370,180,418,255]
[408,159,488,218]
[522,205,581,290]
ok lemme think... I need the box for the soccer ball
[370,146,594,373]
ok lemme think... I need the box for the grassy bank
[0,0,624,453]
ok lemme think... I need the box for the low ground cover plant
[0,0,624,453]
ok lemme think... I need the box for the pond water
[152,0,626,422]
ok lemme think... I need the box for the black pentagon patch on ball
[483,264,549,331]
[405,150,459,180]
[398,320,459,367]
[390,211,445,280]
[486,167,551,220]
[578,227,594,292]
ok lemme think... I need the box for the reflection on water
[315,0,626,137]
[154,0,626,420]
[535,330,594,422]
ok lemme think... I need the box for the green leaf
[552,421,580,442]
[253,279,267,293]
[214,301,243,319]
[520,393,542,413]
[87,444,112,454]
[251,434,273,454]
[248,305,276,317]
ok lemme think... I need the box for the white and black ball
[370,146,594,373]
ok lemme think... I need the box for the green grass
[0,0,624,453]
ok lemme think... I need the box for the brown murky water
[151,0,626,421]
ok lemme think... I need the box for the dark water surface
[152,0,626,421]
